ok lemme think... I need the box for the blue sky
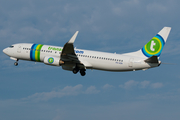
[1,0,180,120]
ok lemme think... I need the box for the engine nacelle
[44,56,61,66]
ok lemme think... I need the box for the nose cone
[3,48,8,54]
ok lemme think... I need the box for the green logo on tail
[142,34,164,57]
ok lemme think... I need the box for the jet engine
[43,56,63,66]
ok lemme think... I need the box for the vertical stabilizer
[123,27,171,58]
[141,27,171,58]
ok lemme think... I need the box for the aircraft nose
[3,48,8,54]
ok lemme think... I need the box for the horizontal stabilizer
[144,56,158,63]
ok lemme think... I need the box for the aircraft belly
[89,59,155,71]
[89,60,129,71]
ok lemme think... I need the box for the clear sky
[1,0,180,120]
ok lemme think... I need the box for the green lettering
[48,47,63,51]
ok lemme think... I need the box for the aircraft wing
[61,31,78,56]
[60,31,89,69]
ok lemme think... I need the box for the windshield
[9,46,14,48]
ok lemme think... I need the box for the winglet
[61,31,79,55]
[68,31,79,44]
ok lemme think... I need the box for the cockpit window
[9,46,14,48]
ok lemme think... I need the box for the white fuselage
[3,43,158,72]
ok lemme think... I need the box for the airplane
[3,27,171,76]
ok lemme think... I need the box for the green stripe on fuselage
[37,44,43,62]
